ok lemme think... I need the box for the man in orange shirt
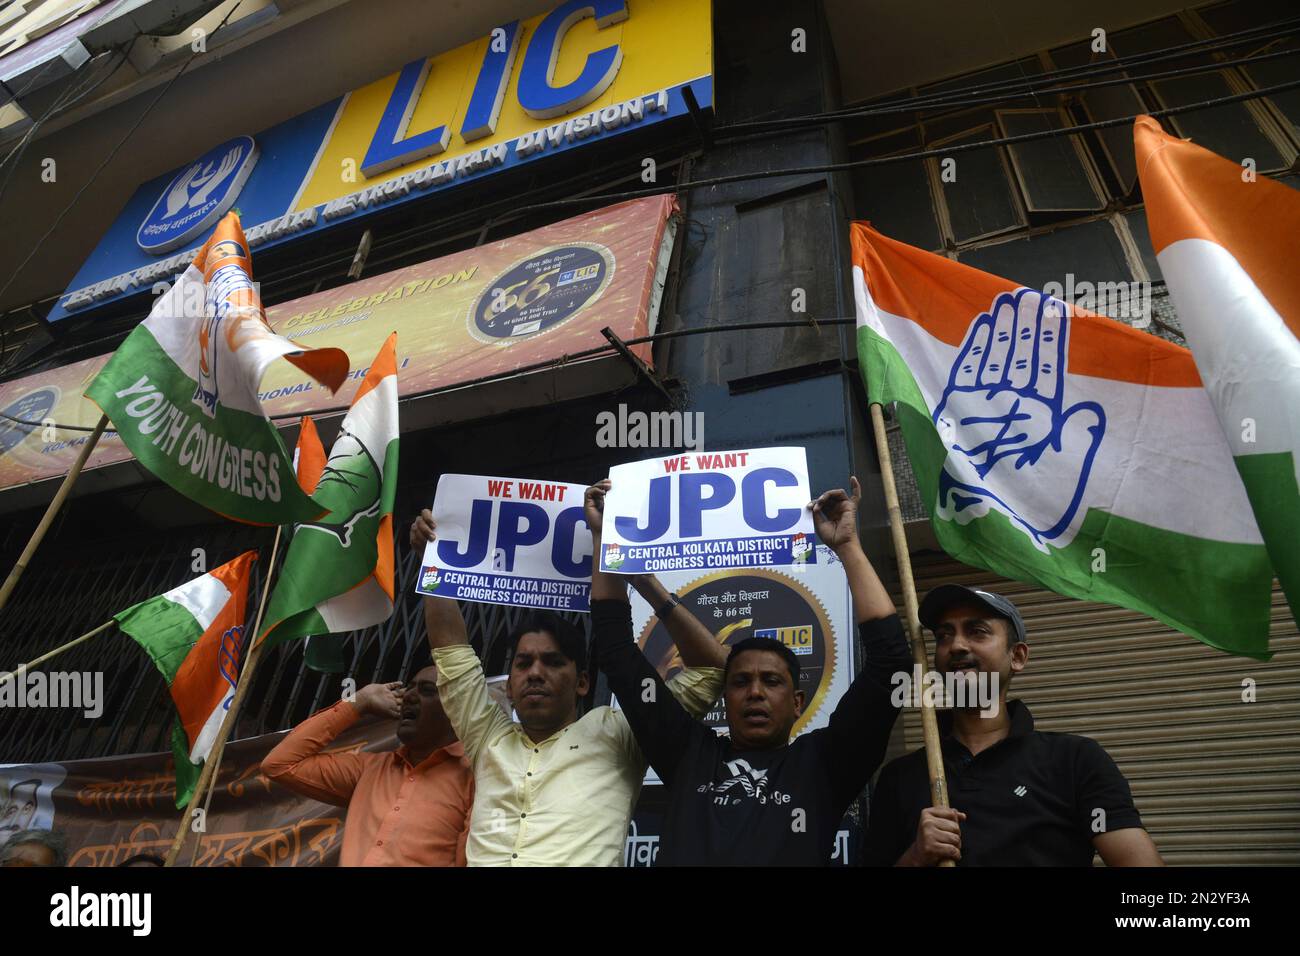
[262,664,473,866]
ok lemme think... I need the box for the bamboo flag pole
[0,414,109,616]
[165,526,283,867]
[1,620,115,684]
[869,402,954,866]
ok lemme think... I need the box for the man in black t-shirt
[585,476,912,866]
[863,585,1165,867]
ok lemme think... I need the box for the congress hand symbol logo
[932,290,1105,552]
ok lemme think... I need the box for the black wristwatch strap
[656,593,681,619]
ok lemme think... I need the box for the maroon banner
[1,718,396,867]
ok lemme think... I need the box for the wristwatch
[656,593,681,619]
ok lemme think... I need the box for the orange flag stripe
[294,416,327,495]
[171,550,255,748]
[1134,114,1300,340]
[352,331,399,405]
[852,222,1203,389]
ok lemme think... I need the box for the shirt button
[521,813,526,818]
[408,775,414,781]
[527,772,532,777]
[377,840,383,846]
[394,806,400,811]
[512,853,517,859]
[534,748,539,753]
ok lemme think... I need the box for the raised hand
[584,479,611,537]
[932,290,1105,551]
[809,477,862,552]
[410,509,437,550]
[351,681,404,719]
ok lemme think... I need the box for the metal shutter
[892,549,1300,865]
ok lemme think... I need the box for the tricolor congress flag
[114,551,256,807]
[1135,115,1300,627]
[259,334,400,657]
[285,415,344,673]
[86,213,348,525]
[853,223,1278,658]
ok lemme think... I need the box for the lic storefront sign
[52,0,712,322]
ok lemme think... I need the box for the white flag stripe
[318,577,390,633]
[347,374,400,458]
[1158,238,1300,481]
[161,571,233,633]
[189,692,233,763]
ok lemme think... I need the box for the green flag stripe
[170,718,201,810]
[115,596,206,686]
[264,606,328,648]
[305,633,348,674]
[1234,452,1300,626]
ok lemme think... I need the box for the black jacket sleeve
[590,598,700,784]
[862,755,911,866]
[824,613,912,813]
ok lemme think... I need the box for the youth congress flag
[114,551,256,807]
[1134,115,1300,627]
[86,213,348,525]
[853,223,1278,658]
[259,334,400,658]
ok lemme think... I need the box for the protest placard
[416,473,592,611]
[599,447,817,574]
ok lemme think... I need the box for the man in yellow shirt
[411,511,725,866]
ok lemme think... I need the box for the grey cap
[919,584,1027,645]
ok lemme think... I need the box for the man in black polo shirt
[586,476,912,865]
[863,585,1164,866]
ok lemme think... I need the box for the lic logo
[137,135,259,255]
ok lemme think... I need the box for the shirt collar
[937,699,1034,741]
[393,739,465,770]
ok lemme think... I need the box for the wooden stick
[0,414,109,615]
[869,402,954,866]
[165,527,283,867]
[1,620,115,684]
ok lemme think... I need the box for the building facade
[0,0,1296,864]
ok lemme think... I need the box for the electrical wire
[0,47,129,380]
[0,317,858,433]
[0,47,129,211]
[7,25,1291,329]
[714,44,1300,145]
[0,1,247,308]
[481,75,1300,231]
[1,19,1293,431]
[1,70,1290,431]
[722,16,1300,133]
